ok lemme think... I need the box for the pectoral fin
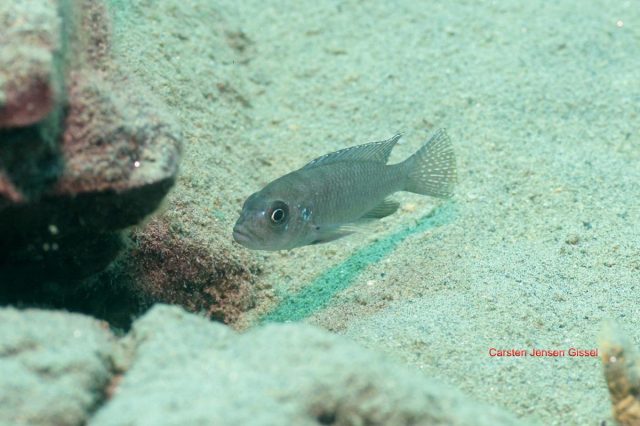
[310,226,355,245]
[310,220,380,245]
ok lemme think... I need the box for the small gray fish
[233,129,456,251]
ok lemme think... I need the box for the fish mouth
[232,226,254,246]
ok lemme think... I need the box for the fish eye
[271,209,285,222]
[269,201,289,225]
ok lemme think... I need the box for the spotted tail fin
[402,128,456,198]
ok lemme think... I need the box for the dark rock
[0,0,181,283]
[124,218,255,324]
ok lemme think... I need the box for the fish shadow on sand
[260,202,457,323]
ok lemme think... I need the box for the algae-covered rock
[91,305,526,426]
[0,0,62,128]
[0,0,260,330]
[124,217,256,324]
[0,307,114,426]
[0,0,181,284]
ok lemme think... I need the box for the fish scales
[233,129,456,251]
[281,161,404,225]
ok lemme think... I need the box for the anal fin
[361,198,400,219]
[311,207,396,245]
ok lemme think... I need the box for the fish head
[233,190,313,251]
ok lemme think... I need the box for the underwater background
[1,0,639,425]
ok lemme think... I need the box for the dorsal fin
[302,133,402,170]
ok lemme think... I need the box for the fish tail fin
[402,128,457,198]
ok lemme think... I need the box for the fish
[233,128,456,251]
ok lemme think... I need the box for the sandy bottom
[109,0,639,424]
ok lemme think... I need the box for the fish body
[233,129,456,251]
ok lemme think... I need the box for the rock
[0,0,62,127]
[565,233,580,245]
[90,305,525,426]
[0,0,181,283]
[50,216,257,330]
[599,322,640,426]
[124,217,255,324]
[0,305,527,425]
[0,307,114,426]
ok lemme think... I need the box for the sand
[107,0,640,424]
